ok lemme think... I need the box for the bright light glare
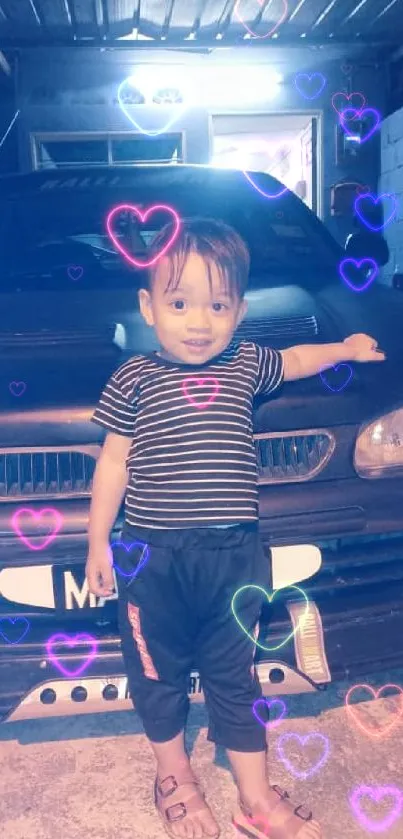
[124,65,283,108]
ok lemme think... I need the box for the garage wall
[379,109,403,285]
[16,50,384,247]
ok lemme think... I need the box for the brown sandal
[232,784,321,838]
[154,768,220,838]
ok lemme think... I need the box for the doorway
[210,113,320,217]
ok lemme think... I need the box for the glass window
[36,138,109,168]
[111,134,182,164]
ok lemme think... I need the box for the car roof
[0,163,299,203]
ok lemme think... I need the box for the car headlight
[354,408,403,478]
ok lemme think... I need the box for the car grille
[254,430,335,484]
[0,447,100,500]
[0,432,333,499]
[235,315,318,347]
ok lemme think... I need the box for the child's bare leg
[150,730,219,838]
[227,747,321,837]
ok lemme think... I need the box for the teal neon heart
[231,584,310,652]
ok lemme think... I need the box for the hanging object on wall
[330,181,370,217]
[335,109,380,166]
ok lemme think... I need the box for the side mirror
[345,232,390,268]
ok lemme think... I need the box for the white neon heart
[117,76,187,137]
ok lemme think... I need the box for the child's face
[139,251,248,364]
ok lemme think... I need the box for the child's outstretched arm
[281,332,386,382]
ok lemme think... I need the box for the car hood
[1,280,402,444]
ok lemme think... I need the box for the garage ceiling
[0,0,402,49]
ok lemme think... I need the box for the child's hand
[86,543,115,597]
[343,333,386,362]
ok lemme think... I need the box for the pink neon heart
[67,265,84,281]
[234,0,288,40]
[46,633,97,678]
[234,814,271,836]
[349,785,403,833]
[9,381,26,397]
[182,376,220,410]
[331,91,366,117]
[105,203,181,269]
[11,507,63,550]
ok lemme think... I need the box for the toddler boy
[86,217,384,839]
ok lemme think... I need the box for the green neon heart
[231,584,310,653]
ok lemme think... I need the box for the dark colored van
[1,164,403,723]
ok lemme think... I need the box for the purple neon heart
[46,632,97,678]
[294,73,327,100]
[0,616,30,645]
[339,107,381,144]
[319,363,353,393]
[354,192,397,232]
[9,381,26,397]
[349,785,403,833]
[67,265,84,281]
[111,540,150,580]
[339,258,378,292]
[276,732,330,780]
[252,698,287,730]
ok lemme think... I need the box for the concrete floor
[1,668,403,839]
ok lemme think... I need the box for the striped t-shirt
[91,340,284,530]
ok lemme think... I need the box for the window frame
[30,131,185,170]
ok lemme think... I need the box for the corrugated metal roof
[0,0,402,48]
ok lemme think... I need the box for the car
[1,163,403,725]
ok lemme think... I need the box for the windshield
[0,182,340,292]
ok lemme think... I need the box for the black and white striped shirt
[92,340,284,529]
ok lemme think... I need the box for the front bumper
[1,530,403,724]
[1,584,403,723]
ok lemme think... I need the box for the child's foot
[154,766,220,838]
[233,784,322,838]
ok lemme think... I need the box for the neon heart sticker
[117,76,186,136]
[354,192,397,232]
[276,732,330,780]
[234,0,288,40]
[294,73,327,100]
[240,137,297,199]
[339,257,378,292]
[46,632,98,678]
[111,540,150,581]
[0,617,30,645]
[252,697,287,730]
[319,363,353,393]
[106,204,181,269]
[243,169,288,200]
[67,265,84,281]
[182,376,220,410]
[331,91,366,117]
[9,381,26,397]
[233,814,271,836]
[340,107,381,144]
[231,584,310,652]
[11,507,63,550]
[345,683,403,738]
[349,785,403,833]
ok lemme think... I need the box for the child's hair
[146,217,250,300]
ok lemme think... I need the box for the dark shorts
[114,522,271,752]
